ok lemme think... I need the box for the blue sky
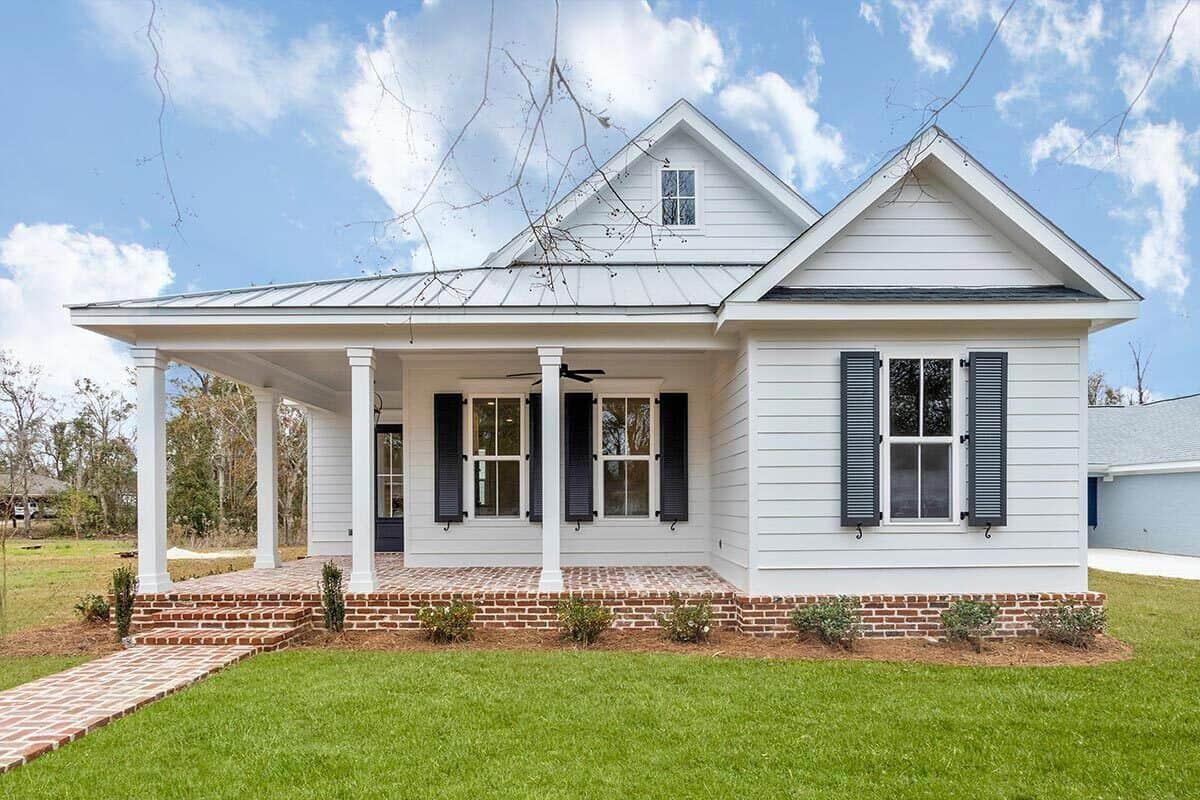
[1,0,1197,402]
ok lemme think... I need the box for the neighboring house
[1089,395,1200,556]
[1,474,69,518]
[70,100,1139,602]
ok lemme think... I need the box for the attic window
[661,168,696,226]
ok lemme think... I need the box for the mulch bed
[296,627,1133,667]
[0,623,121,660]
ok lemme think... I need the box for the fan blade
[505,372,541,378]
[567,369,606,375]
[531,379,542,386]
[564,373,594,383]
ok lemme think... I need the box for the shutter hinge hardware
[959,358,970,368]
[574,519,581,532]
[984,522,992,539]
[855,523,864,540]
[960,434,970,444]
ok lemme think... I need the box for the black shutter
[659,393,688,522]
[433,393,463,523]
[968,351,1007,526]
[528,394,542,522]
[841,351,880,527]
[564,392,593,522]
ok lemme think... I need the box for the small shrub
[655,592,713,643]
[790,596,861,649]
[417,601,477,643]
[320,561,346,632]
[940,599,1000,652]
[75,594,110,624]
[557,597,614,646]
[111,566,137,640]
[1033,603,1107,648]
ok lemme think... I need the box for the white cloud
[887,0,984,73]
[1116,0,1200,117]
[0,224,173,401]
[340,1,730,269]
[716,32,846,194]
[83,0,340,134]
[859,2,883,32]
[1031,119,1198,299]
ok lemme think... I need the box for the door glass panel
[889,359,920,436]
[889,443,919,519]
[920,444,950,519]
[376,429,403,519]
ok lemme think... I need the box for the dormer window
[660,168,696,226]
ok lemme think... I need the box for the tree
[1088,371,1125,407]
[277,403,308,546]
[55,488,100,539]
[1129,341,1153,405]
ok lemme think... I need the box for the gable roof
[481,99,820,267]
[1090,395,1200,466]
[69,263,758,312]
[725,127,1142,305]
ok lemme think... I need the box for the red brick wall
[133,590,1103,639]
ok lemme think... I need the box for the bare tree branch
[144,0,184,236]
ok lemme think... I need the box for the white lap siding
[402,353,713,568]
[306,409,353,556]
[747,323,1088,595]
[708,344,750,589]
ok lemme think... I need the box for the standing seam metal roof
[71,264,760,310]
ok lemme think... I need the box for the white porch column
[347,347,377,592]
[132,348,172,594]
[252,389,281,569]
[538,346,564,591]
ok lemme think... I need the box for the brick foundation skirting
[133,590,1104,639]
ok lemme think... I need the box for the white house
[70,100,1139,613]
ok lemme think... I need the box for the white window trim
[880,351,965,528]
[657,164,703,232]
[595,393,658,521]
[463,393,527,522]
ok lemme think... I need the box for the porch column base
[137,571,174,595]
[537,568,564,592]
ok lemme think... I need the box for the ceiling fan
[506,363,606,385]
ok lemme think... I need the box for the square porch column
[538,346,564,591]
[132,348,172,594]
[347,347,377,592]
[252,389,281,569]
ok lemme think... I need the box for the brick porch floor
[0,645,255,773]
[167,554,737,596]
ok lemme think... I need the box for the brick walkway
[169,554,736,595]
[0,645,255,773]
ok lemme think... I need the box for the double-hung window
[884,357,955,522]
[660,168,696,226]
[469,396,523,518]
[599,396,653,517]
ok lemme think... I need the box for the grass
[2,569,1198,798]
[0,655,90,692]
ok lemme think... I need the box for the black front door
[375,424,404,551]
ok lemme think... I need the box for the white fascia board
[716,298,1139,327]
[483,99,818,267]
[1104,460,1200,477]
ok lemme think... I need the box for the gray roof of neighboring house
[762,286,1099,302]
[68,264,760,310]
[0,474,69,497]
[1090,394,1200,466]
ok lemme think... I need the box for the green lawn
[2,569,1198,799]
[0,655,90,692]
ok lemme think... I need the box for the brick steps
[131,625,307,648]
[132,604,311,649]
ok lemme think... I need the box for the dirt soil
[297,627,1133,667]
[0,622,121,659]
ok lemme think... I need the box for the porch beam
[131,348,172,594]
[252,388,281,569]
[538,346,564,591]
[347,347,377,592]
